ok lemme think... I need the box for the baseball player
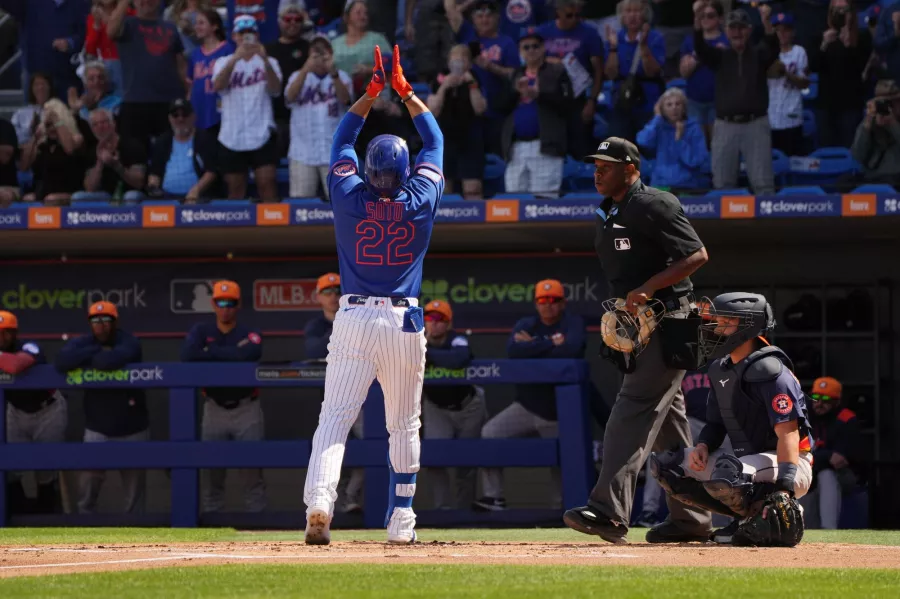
[55,302,149,514]
[650,292,814,547]
[304,272,364,514]
[303,44,444,546]
[181,280,266,513]
[800,376,864,530]
[0,311,67,515]
[476,280,586,511]
[421,299,485,510]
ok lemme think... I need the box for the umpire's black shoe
[645,519,711,544]
[563,506,628,544]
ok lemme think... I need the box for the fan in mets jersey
[303,44,444,546]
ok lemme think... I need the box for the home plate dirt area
[0,541,897,577]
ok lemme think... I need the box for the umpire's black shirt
[595,179,703,299]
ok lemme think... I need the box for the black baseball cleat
[645,519,711,543]
[563,506,628,544]
[710,518,741,544]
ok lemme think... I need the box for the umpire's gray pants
[78,428,149,514]
[423,387,487,509]
[588,331,712,535]
[711,116,775,195]
[202,398,267,513]
[6,394,67,485]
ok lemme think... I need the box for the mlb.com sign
[66,367,164,386]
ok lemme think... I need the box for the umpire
[564,137,712,544]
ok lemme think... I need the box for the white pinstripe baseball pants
[303,295,426,518]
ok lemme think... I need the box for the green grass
[2,565,900,599]
[1,527,899,546]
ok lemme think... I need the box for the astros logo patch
[333,163,356,177]
[772,393,793,415]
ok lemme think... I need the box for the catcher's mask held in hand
[600,298,664,356]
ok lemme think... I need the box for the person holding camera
[18,99,86,206]
[284,36,353,199]
[767,13,809,157]
[427,45,488,199]
[850,80,900,184]
[812,0,872,148]
[212,15,283,202]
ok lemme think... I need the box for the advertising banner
[0,256,608,335]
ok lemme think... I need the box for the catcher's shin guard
[650,452,742,519]
[702,454,754,517]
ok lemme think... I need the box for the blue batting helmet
[364,134,410,198]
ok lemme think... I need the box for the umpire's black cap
[583,137,641,169]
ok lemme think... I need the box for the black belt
[210,396,258,410]
[719,113,764,124]
[348,295,411,307]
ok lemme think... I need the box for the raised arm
[391,45,444,170]
[107,0,131,40]
[329,47,386,167]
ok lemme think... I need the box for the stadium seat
[142,199,180,206]
[563,157,594,191]
[776,185,827,196]
[412,82,430,100]
[593,114,609,140]
[483,153,506,196]
[209,199,253,206]
[441,194,464,202]
[772,148,790,185]
[597,80,613,112]
[802,73,818,104]
[17,169,33,193]
[666,78,687,90]
[493,192,535,200]
[703,188,751,198]
[851,184,897,194]
[802,109,816,142]
[791,147,859,185]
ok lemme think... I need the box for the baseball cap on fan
[583,137,641,169]
[233,14,259,34]
[810,377,843,401]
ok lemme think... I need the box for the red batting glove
[392,45,413,99]
[366,45,386,98]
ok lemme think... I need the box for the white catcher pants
[303,295,426,517]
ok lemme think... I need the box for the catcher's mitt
[732,491,804,547]
[600,298,664,356]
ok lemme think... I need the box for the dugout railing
[0,360,594,529]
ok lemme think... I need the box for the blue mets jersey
[327,111,445,298]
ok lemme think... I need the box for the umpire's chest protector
[707,346,793,457]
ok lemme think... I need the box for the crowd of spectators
[3,0,900,206]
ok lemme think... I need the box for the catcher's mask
[698,292,775,362]
[600,298,665,356]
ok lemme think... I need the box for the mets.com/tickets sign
[0,194,895,230]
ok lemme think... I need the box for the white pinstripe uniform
[302,107,445,545]
[213,54,282,152]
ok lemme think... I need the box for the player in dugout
[420,299,486,510]
[181,280,267,514]
[55,301,149,514]
[0,311,67,516]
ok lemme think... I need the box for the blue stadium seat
[776,185,827,196]
[483,153,506,196]
[851,184,897,194]
[703,188,751,198]
[412,82,430,100]
[17,169,33,192]
[666,78,687,90]
[442,194,464,202]
[771,148,790,185]
[209,199,252,205]
[791,147,859,185]
[802,73,818,104]
[802,109,816,142]
[142,199,180,206]
[493,192,535,200]
[593,114,609,140]
[563,157,594,191]
[597,80,613,112]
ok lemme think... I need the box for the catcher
[650,292,814,547]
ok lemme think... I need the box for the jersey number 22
[355,221,415,265]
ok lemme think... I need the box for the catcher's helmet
[600,298,664,356]
[698,292,775,362]
[365,134,410,198]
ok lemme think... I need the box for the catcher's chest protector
[707,346,791,457]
